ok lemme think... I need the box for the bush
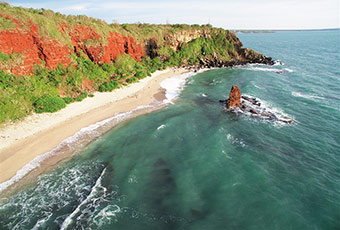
[75,90,88,102]
[114,54,136,75]
[34,95,66,113]
[62,97,74,104]
[98,80,119,92]
[126,77,138,83]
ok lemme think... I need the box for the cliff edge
[0,2,274,123]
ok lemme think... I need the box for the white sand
[0,68,188,188]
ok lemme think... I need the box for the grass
[0,3,245,124]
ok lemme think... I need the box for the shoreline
[0,68,190,194]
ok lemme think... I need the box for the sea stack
[221,85,293,124]
[226,85,241,108]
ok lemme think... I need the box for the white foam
[93,205,121,227]
[292,92,324,100]
[202,93,208,97]
[285,68,294,73]
[273,60,284,66]
[160,69,209,103]
[248,67,284,73]
[157,124,166,130]
[237,94,293,125]
[239,64,294,74]
[0,105,153,194]
[61,167,107,229]
[227,134,246,148]
[253,84,263,89]
[160,72,195,103]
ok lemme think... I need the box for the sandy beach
[0,68,188,193]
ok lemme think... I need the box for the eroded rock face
[0,18,145,75]
[0,18,71,75]
[68,25,145,64]
[164,30,211,50]
[226,85,241,108]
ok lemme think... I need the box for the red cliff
[0,17,145,75]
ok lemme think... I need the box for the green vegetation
[0,15,15,30]
[0,51,23,71]
[34,95,66,113]
[0,3,243,124]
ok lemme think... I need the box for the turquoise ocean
[0,30,339,229]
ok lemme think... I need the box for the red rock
[0,21,144,76]
[0,21,71,75]
[69,26,145,64]
[226,85,241,108]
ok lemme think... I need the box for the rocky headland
[0,2,275,124]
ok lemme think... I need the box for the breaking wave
[292,92,324,100]
[0,105,153,194]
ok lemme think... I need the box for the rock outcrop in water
[226,85,241,108]
[221,86,293,124]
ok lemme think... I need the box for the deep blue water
[1,30,339,230]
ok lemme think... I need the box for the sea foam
[0,105,153,194]
[0,70,200,194]
[238,64,294,74]
[292,92,324,100]
[160,69,207,103]
[160,72,195,103]
[60,167,110,229]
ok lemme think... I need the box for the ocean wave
[273,60,284,66]
[0,70,202,194]
[0,105,153,194]
[60,166,121,229]
[292,92,324,100]
[253,84,263,89]
[157,124,166,130]
[248,67,294,74]
[160,72,196,103]
[61,167,108,229]
[239,64,294,74]
[160,69,208,103]
[1,162,106,229]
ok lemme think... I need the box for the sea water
[0,30,339,230]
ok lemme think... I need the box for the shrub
[75,90,88,102]
[62,97,74,104]
[135,71,147,79]
[114,54,136,75]
[98,80,119,92]
[126,77,138,83]
[34,95,66,113]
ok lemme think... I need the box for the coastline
[0,68,189,194]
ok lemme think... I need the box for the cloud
[7,0,340,29]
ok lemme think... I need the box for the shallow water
[1,30,339,230]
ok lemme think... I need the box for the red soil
[0,19,145,75]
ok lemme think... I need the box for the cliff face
[164,30,211,50]
[0,15,71,75]
[67,24,145,65]
[0,4,273,76]
[0,15,145,75]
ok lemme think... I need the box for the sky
[6,0,340,30]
